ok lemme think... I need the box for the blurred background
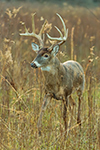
[0,0,100,149]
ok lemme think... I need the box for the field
[0,1,100,149]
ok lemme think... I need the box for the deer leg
[63,97,68,131]
[77,95,81,126]
[68,95,76,129]
[37,94,52,135]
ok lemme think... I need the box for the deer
[20,13,85,135]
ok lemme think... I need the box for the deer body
[32,47,84,100]
[42,59,84,101]
[31,45,85,134]
[20,13,85,135]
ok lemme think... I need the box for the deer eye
[43,54,49,58]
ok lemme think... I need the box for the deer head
[20,13,68,70]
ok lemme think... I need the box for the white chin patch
[34,61,41,67]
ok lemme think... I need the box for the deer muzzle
[30,62,38,68]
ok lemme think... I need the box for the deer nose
[30,62,38,68]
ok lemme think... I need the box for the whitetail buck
[20,13,85,135]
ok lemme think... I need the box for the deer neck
[41,57,66,95]
[41,57,60,76]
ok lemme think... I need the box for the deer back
[62,60,85,95]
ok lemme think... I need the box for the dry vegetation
[0,1,100,149]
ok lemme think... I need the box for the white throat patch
[41,66,56,75]
[41,66,51,72]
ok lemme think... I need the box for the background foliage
[0,0,100,149]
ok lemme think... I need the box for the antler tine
[56,13,68,40]
[39,20,47,36]
[54,26,63,38]
[32,12,36,33]
[46,13,68,46]
[20,13,47,48]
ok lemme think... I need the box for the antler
[20,13,47,48]
[46,13,68,46]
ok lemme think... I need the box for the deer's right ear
[31,42,40,52]
[51,45,59,56]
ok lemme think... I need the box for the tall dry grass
[0,1,100,149]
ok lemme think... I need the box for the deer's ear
[31,42,40,52]
[51,45,59,56]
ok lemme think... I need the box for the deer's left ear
[51,45,59,56]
